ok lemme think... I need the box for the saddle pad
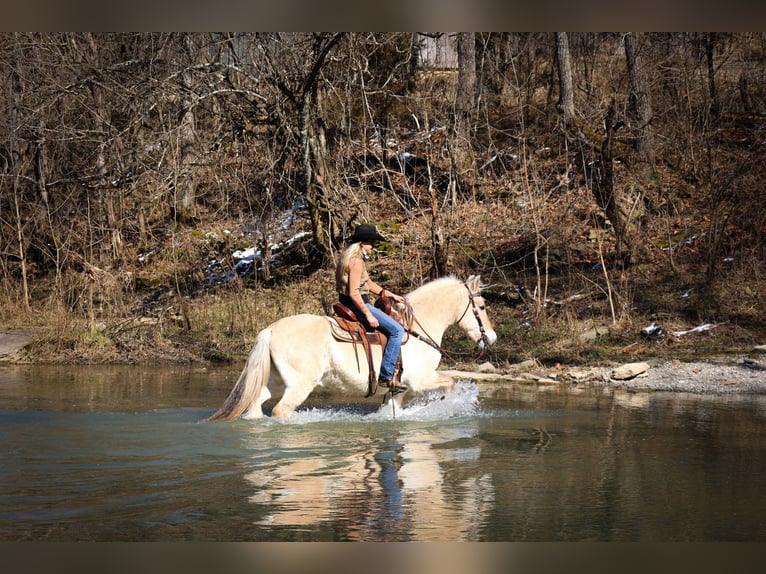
[326,317,383,345]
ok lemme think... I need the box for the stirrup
[387,385,407,396]
[380,377,407,395]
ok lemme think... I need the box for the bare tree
[427,32,476,278]
[83,33,123,261]
[258,32,344,265]
[8,33,31,310]
[175,33,199,223]
[593,101,642,265]
[624,32,655,181]
[555,32,575,127]
[453,32,476,197]
[706,32,719,117]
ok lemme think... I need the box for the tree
[83,32,124,260]
[8,33,31,310]
[174,33,199,224]
[593,101,643,265]
[624,32,655,181]
[555,32,575,127]
[706,32,719,117]
[258,32,344,265]
[453,32,476,196]
[429,32,476,278]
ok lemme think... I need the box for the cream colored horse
[205,275,496,421]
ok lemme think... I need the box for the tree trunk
[10,33,31,311]
[84,32,122,260]
[555,32,575,127]
[177,33,198,223]
[34,121,63,285]
[593,101,643,265]
[706,33,719,117]
[453,32,476,198]
[624,32,656,181]
[299,33,344,265]
[429,178,451,279]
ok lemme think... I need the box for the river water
[1,364,765,541]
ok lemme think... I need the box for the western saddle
[332,296,404,398]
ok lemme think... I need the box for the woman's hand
[390,293,405,303]
[379,287,404,304]
[366,311,379,328]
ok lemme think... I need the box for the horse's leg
[268,315,328,419]
[271,383,315,419]
[243,386,272,419]
[270,357,320,418]
[408,369,455,392]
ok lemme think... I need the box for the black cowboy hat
[347,224,387,244]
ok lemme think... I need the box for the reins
[405,280,491,358]
[405,303,441,351]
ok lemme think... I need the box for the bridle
[407,280,491,353]
[457,282,492,350]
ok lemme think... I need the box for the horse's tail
[205,328,272,422]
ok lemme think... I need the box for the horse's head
[457,275,497,350]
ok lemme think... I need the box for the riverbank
[443,347,766,395]
[5,326,766,395]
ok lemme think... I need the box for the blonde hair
[335,242,364,293]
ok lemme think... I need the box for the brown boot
[379,375,407,395]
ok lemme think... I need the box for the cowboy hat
[347,224,387,244]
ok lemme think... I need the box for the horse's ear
[466,275,481,292]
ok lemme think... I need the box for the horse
[205,274,497,421]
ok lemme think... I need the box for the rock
[563,368,602,382]
[437,370,503,381]
[753,345,766,354]
[519,372,559,384]
[477,361,497,373]
[578,325,610,343]
[0,329,33,361]
[506,358,538,372]
[742,358,766,370]
[610,362,651,380]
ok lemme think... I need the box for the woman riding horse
[336,224,407,394]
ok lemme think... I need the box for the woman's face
[361,241,375,257]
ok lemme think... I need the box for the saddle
[331,296,403,398]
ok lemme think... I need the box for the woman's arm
[367,277,405,304]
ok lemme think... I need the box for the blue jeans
[364,303,404,381]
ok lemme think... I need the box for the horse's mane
[386,276,459,330]
[406,275,461,301]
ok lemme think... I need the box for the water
[1,365,765,541]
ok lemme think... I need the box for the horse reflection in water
[206,275,496,421]
[241,420,494,541]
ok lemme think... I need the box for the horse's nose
[478,329,497,349]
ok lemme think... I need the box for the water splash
[373,380,480,421]
[258,381,480,425]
